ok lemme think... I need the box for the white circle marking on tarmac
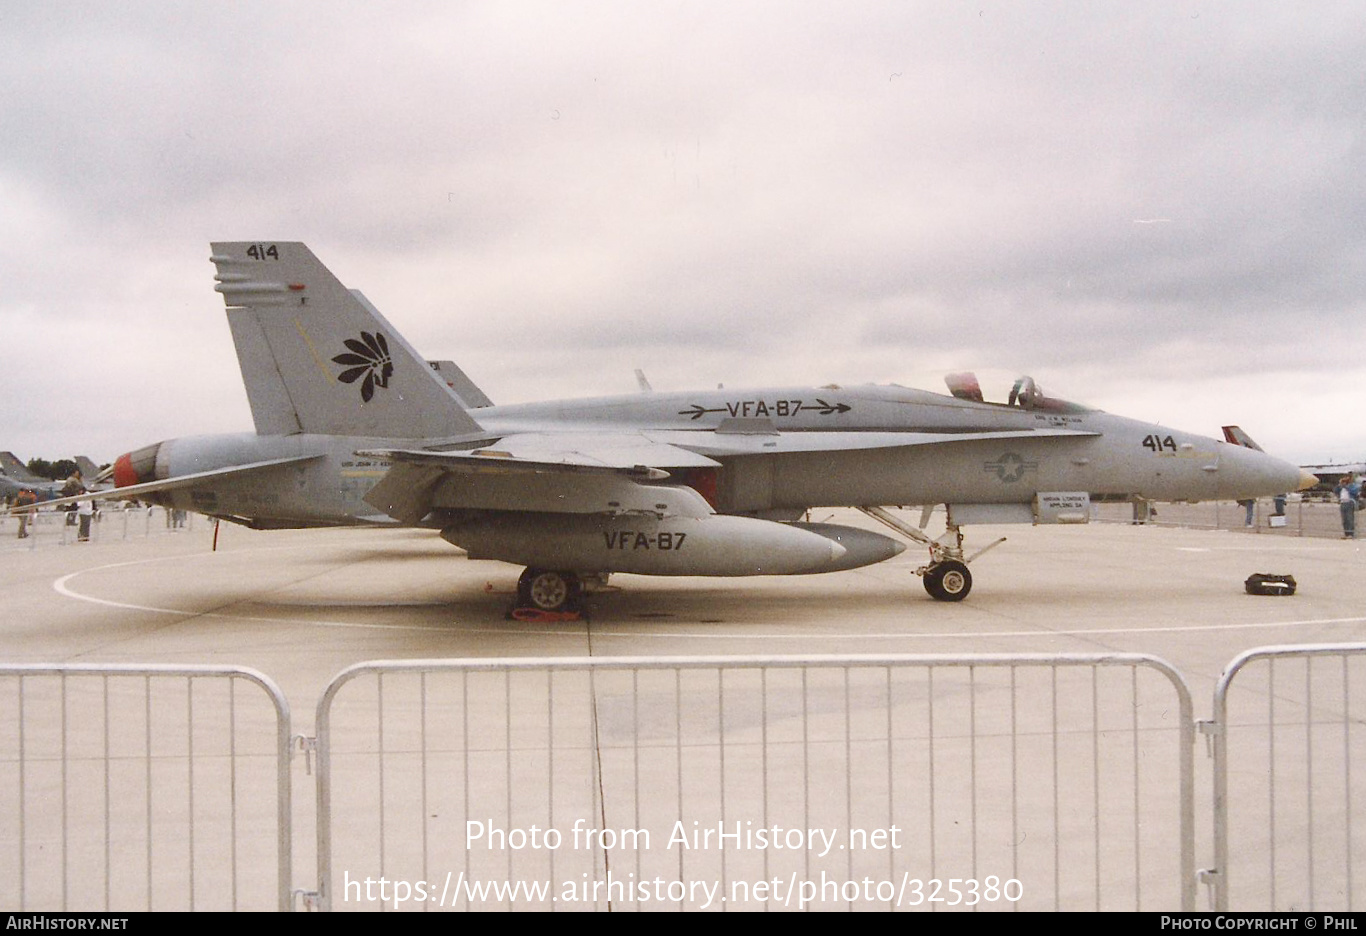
[52,550,458,634]
[49,549,1366,640]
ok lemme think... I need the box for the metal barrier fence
[313,654,1195,911]
[8,649,1363,912]
[1209,643,1366,911]
[1093,496,1351,539]
[0,665,293,912]
[2,503,196,550]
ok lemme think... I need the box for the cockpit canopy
[945,372,1092,414]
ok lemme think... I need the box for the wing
[360,433,720,525]
[641,426,1101,457]
[359,427,1100,525]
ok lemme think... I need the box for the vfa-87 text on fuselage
[72,242,1312,613]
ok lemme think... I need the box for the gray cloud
[2,2,1363,465]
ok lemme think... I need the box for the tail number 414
[245,244,279,260]
[1142,434,1177,452]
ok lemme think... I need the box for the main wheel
[923,560,972,602]
[517,568,582,612]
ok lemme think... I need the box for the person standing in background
[1333,475,1360,539]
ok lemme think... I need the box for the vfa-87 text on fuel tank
[604,530,688,550]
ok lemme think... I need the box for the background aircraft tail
[73,456,101,479]
[428,360,493,408]
[0,452,44,483]
[211,242,484,439]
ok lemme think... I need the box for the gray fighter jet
[0,452,44,484]
[0,452,88,502]
[44,242,1314,610]
[0,472,62,503]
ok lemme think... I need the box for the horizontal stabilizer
[3,454,323,513]
[360,462,449,526]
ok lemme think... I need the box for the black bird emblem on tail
[332,331,393,402]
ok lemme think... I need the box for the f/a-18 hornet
[77,242,1312,612]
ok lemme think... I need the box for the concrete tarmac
[2,507,1364,911]
[5,508,1362,706]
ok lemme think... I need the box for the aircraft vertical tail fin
[428,359,494,408]
[0,452,41,482]
[210,242,484,439]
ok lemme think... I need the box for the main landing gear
[516,568,583,614]
[510,570,614,620]
[858,506,1005,603]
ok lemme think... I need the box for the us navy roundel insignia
[984,452,1038,483]
[332,331,393,402]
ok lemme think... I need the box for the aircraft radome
[22,242,1314,614]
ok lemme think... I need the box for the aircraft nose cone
[1217,444,1306,499]
[1298,469,1319,492]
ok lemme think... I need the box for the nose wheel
[922,560,972,601]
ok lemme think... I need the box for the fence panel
[0,665,292,911]
[316,654,1195,911]
[1211,643,1366,911]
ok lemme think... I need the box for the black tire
[517,568,581,612]
[923,560,972,602]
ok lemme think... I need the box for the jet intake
[439,513,904,576]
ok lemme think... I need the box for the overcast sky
[3,2,1363,467]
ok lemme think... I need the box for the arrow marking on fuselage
[677,399,852,420]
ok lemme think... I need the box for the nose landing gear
[857,505,1004,602]
[922,559,972,601]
